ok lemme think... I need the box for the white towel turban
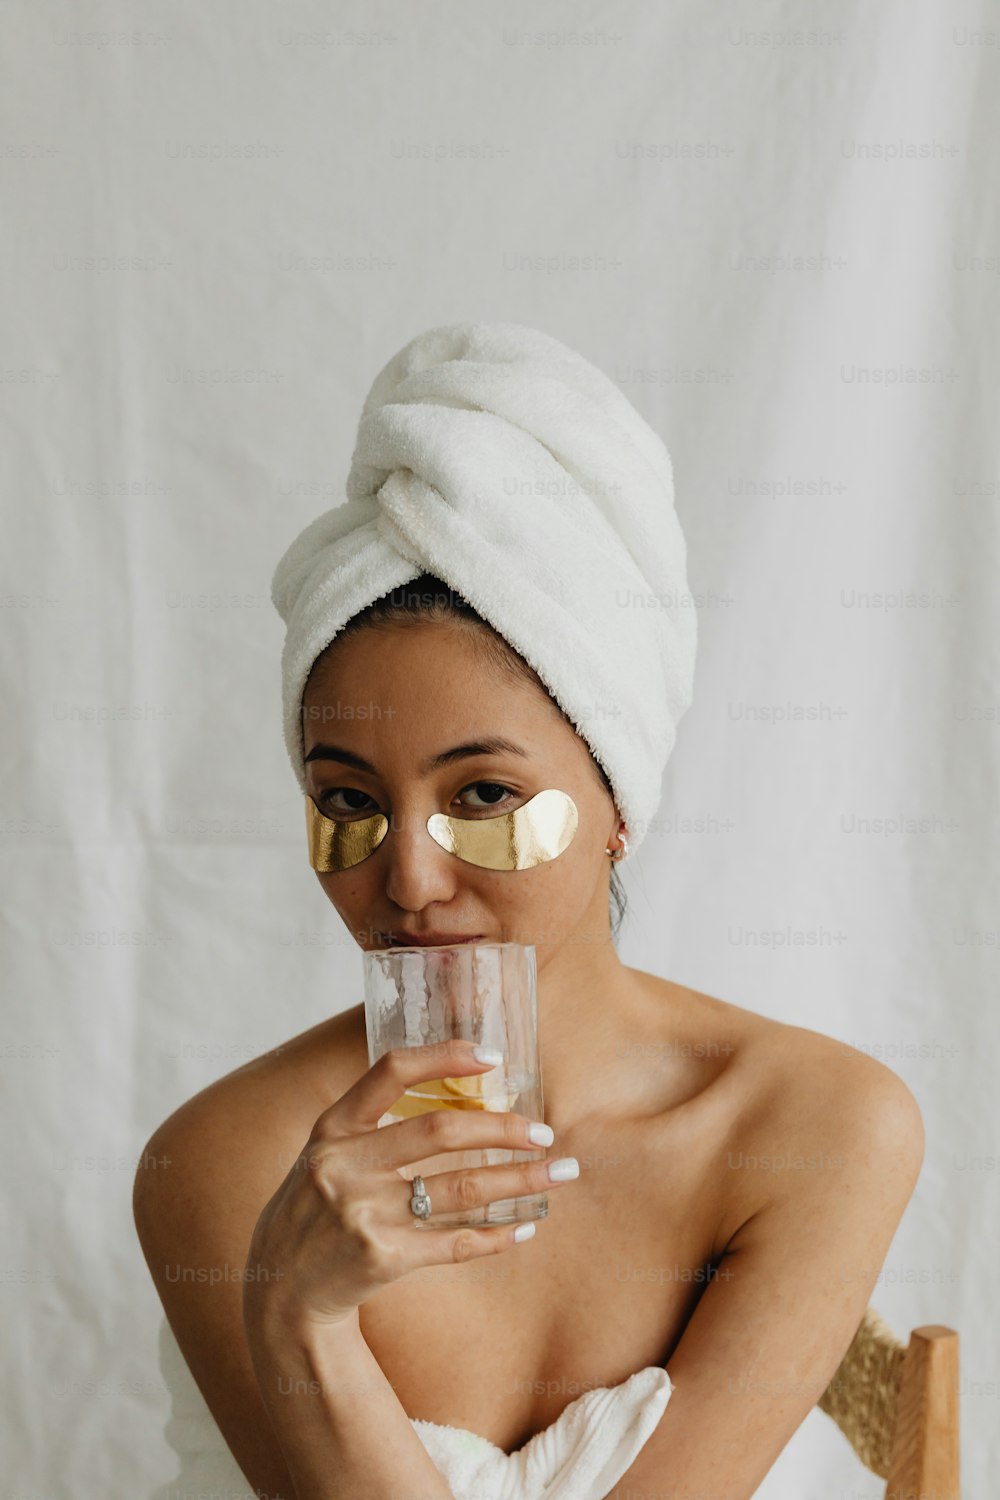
[270,320,697,859]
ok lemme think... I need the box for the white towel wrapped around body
[410,1364,673,1500]
[271,320,698,857]
[150,1314,673,1500]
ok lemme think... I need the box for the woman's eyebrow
[303,736,531,776]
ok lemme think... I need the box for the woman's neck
[534,940,652,1134]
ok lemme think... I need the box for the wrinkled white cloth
[409,1364,673,1500]
[150,1314,673,1500]
[270,320,698,857]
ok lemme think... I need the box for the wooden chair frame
[818,1305,960,1500]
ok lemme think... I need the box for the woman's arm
[246,1307,455,1500]
[135,1078,456,1500]
[601,1049,926,1500]
[134,1039,550,1499]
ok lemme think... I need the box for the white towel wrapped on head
[271,320,698,857]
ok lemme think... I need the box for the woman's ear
[605,821,629,858]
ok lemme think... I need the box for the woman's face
[300,619,622,971]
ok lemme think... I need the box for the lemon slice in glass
[387,1067,520,1119]
[440,1066,520,1112]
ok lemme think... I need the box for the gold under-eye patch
[305,802,388,871]
[305,788,579,872]
[426,788,578,869]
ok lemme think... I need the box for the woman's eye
[458,782,519,813]
[316,782,519,819]
[317,788,378,817]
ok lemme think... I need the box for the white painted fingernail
[527,1122,554,1146]
[513,1222,536,1242]
[547,1157,580,1182]
[473,1045,504,1065]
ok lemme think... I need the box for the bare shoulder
[667,972,924,1134]
[739,1001,925,1157]
[132,1006,369,1499]
[133,1002,371,1292]
[144,1004,370,1145]
[639,972,925,1227]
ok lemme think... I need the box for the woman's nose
[381,807,460,907]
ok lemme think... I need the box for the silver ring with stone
[409,1174,432,1220]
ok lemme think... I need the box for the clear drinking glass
[362,941,548,1230]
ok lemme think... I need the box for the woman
[134,322,924,1500]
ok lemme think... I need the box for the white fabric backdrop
[3,1,997,1495]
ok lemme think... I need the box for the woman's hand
[242,1037,574,1345]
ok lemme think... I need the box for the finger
[376,1099,548,1171]
[402,1218,541,1274]
[319,1038,511,1133]
[386,1152,561,1225]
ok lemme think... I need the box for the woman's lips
[381,932,484,948]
